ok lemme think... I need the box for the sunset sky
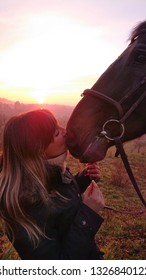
[0,0,146,105]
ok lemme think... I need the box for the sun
[31,89,47,104]
[35,95,45,104]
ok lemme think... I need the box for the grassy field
[0,142,146,260]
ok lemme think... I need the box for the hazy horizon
[0,95,75,107]
[0,74,97,106]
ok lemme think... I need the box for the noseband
[83,76,146,140]
[82,77,146,208]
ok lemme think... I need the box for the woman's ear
[41,150,46,159]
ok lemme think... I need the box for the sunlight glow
[0,14,119,104]
[31,88,48,104]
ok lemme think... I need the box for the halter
[82,76,146,208]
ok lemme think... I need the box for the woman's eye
[54,129,60,137]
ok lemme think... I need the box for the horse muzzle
[67,132,110,163]
[78,136,109,163]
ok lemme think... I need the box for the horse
[66,20,146,207]
[66,20,146,162]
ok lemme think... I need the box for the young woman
[0,109,105,260]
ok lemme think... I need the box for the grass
[95,148,146,260]
[0,142,146,260]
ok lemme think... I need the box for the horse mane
[129,20,146,44]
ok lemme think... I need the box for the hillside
[0,97,146,260]
[0,97,13,104]
[0,98,74,124]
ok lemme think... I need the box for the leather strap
[114,137,146,207]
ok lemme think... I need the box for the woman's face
[44,126,68,159]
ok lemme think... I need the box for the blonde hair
[0,109,58,247]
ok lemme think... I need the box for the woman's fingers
[82,180,105,213]
[85,162,101,181]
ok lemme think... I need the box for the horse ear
[130,20,146,43]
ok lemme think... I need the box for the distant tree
[14,101,21,112]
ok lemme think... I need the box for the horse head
[66,21,146,163]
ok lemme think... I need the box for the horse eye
[135,54,146,64]
[130,35,138,45]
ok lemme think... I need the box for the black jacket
[6,167,104,260]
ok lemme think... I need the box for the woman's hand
[82,180,105,214]
[85,162,101,182]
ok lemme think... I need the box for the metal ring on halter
[102,119,125,141]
